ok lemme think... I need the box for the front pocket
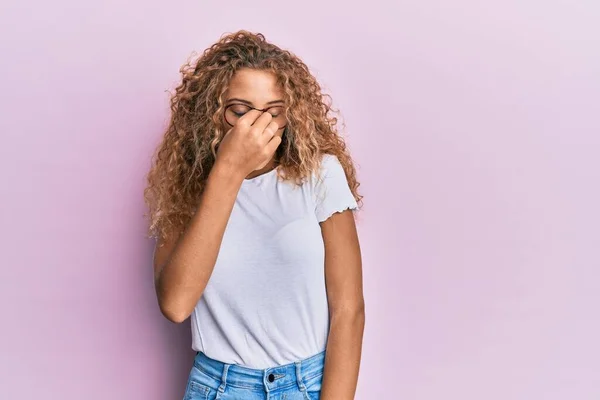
[184,380,210,400]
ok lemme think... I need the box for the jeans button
[268,373,275,382]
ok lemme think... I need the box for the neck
[245,158,278,180]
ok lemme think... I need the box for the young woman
[144,30,365,400]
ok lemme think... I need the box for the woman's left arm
[320,209,365,400]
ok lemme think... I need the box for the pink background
[1,0,599,399]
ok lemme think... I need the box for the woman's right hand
[215,109,282,179]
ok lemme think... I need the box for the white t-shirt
[190,153,359,368]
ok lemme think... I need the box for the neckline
[243,165,280,183]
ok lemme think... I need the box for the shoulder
[315,153,345,180]
[311,153,358,222]
[320,153,342,168]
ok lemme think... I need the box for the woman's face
[222,68,287,140]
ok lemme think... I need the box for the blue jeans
[183,350,325,400]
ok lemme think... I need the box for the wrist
[210,160,246,185]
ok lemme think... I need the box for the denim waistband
[193,350,326,393]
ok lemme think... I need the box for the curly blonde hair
[143,30,363,242]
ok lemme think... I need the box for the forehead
[225,68,283,104]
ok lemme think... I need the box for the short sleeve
[314,154,359,222]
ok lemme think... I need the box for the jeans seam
[304,371,324,382]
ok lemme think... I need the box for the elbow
[352,303,366,326]
[159,303,190,324]
[155,276,192,324]
[330,300,365,324]
[157,295,191,324]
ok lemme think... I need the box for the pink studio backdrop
[1,1,599,399]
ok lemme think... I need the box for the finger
[263,134,282,156]
[257,121,278,149]
[250,111,274,133]
[236,109,263,128]
[222,126,234,137]
[260,120,279,141]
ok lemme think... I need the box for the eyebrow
[226,98,285,106]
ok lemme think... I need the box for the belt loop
[262,369,271,394]
[295,360,306,391]
[218,363,230,393]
